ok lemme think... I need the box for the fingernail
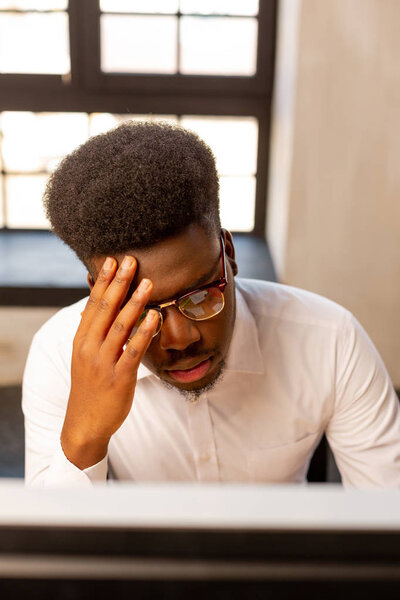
[121,256,134,270]
[145,309,159,324]
[104,257,114,270]
[139,279,152,291]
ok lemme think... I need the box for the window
[0,0,277,236]
[0,1,69,75]
[99,0,259,76]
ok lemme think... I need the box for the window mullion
[75,0,102,91]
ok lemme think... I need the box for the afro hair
[43,120,221,266]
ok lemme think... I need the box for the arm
[23,255,158,486]
[326,311,400,488]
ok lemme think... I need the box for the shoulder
[33,296,88,347]
[235,278,352,332]
[24,297,88,396]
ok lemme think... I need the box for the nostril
[159,308,201,351]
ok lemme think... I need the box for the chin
[161,359,225,400]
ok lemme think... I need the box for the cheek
[143,304,234,363]
[141,284,236,368]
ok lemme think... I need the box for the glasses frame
[143,233,228,337]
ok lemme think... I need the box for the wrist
[60,427,109,470]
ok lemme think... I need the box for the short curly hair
[44,120,221,267]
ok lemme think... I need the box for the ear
[87,273,94,290]
[221,228,238,277]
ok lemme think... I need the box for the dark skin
[61,225,238,469]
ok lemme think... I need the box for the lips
[166,358,212,383]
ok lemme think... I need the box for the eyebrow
[148,254,222,306]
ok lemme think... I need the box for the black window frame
[0,0,277,237]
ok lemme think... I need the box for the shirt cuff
[44,444,108,488]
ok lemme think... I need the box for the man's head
[44,121,238,398]
[44,120,221,269]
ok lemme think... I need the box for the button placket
[186,395,220,482]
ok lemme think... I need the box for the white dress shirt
[22,278,400,488]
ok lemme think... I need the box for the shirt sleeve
[22,326,109,488]
[326,311,400,488]
[45,445,108,488]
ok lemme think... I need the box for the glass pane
[219,176,255,232]
[2,112,88,172]
[180,17,257,76]
[0,12,69,74]
[6,175,49,229]
[180,0,259,16]
[181,116,258,176]
[100,0,178,14]
[0,1,67,9]
[101,15,177,74]
[89,113,178,137]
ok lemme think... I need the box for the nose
[159,306,201,351]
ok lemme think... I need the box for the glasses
[130,234,228,339]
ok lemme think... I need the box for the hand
[60,255,158,470]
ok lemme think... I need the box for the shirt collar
[137,283,265,380]
[224,284,265,375]
[137,362,153,380]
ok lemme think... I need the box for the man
[23,121,400,488]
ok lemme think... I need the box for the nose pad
[159,306,201,351]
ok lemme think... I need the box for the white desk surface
[0,481,399,531]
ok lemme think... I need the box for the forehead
[97,225,220,303]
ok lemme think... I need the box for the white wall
[268,0,400,387]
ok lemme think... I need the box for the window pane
[0,12,69,74]
[219,176,255,232]
[101,15,177,74]
[2,112,88,172]
[0,1,67,9]
[89,113,178,137]
[100,0,178,14]
[180,0,259,16]
[6,175,49,228]
[180,17,257,76]
[181,116,258,176]
[1,115,257,231]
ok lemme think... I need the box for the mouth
[165,357,212,384]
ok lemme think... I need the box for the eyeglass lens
[178,287,224,320]
[129,287,224,339]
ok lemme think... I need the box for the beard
[159,358,226,402]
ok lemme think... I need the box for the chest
[108,371,330,483]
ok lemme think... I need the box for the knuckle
[128,297,142,310]
[114,275,127,286]
[125,344,139,360]
[136,326,153,341]
[76,342,89,360]
[112,320,125,334]
[86,294,97,307]
[97,269,110,283]
[98,298,110,312]
[143,324,155,336]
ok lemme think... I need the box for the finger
[101,278,154,358]
[89,255,138,342]
[116,309,159,375]
[76,257,117,337]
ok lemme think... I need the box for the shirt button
[199,452,210,462]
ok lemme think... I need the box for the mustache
[160,345,217,370]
